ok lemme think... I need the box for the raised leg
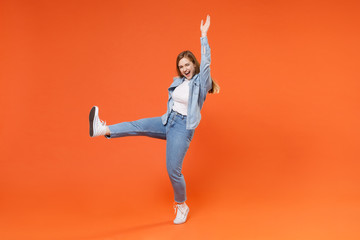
[107,117,166,140]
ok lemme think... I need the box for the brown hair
[176,50,220,94]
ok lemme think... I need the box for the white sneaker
[173,202,189,224]
[89,106,107,137]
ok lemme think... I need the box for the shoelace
[173,203,185,215]
[95,115,106,127]
[100,119,106,126]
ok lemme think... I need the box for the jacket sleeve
[199,36,212,96]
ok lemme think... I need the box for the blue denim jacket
[161,36,212,130]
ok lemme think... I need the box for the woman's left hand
[200,15,210,37]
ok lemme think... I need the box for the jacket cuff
[200,36,208,45]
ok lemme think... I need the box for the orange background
[1,0,360,239]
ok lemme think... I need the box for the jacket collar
[169,74,199,89]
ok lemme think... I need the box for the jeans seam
[130,121,166,137]
[112,131,166,138]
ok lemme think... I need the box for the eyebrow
[178,63,190,67]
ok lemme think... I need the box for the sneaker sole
[89,106,96,137]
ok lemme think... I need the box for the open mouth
[184,70,190,77]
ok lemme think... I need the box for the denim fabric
[161,36,212,130]
[107,111,195,203]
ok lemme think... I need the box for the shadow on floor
[87,220,172,240]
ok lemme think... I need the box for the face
[178,57,196,80]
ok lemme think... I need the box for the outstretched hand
[200,15,210,37]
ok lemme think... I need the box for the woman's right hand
[200,15,210,37]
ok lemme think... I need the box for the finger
[201,19,203,27]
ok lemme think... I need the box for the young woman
[89,15,219,224]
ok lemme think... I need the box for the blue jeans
[106,111,195,203]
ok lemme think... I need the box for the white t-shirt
[172,79,190,115]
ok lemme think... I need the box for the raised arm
[200,15,212,94]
